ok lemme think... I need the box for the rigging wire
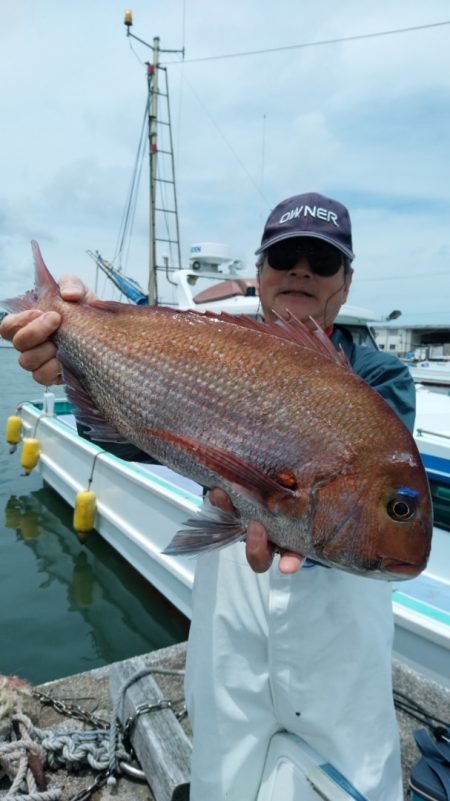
[115,14,450,292]
[126,36,146,67]
[162,19,450,65]
[125,18,450,216]
[175,0,187,179]
[173,68,269,204]
[113,99,148,268]
[123,144,146,273]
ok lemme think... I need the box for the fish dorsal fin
[200,310,352,370]
[81,302,350,370]
[275,312,352,370]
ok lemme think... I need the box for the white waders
[185,542,403,801]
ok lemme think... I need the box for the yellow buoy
[20,438,41,474]
[73,490,97,534]
[6,416,22,446]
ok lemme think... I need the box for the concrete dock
[5,642,450,801]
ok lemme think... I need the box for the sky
[1,0,450,318]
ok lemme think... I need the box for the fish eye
[386,494,416,521]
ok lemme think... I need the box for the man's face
[258,239,352,330]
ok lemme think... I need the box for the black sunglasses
[266,238,346,277]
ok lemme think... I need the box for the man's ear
[342,270,353,302]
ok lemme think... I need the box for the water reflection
[5,495,41,540]
[71,552,95,609]
[2,486,189,682]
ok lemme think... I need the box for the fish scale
[0,241,433,579]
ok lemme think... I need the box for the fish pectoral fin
[163,499,245,555]
[140,428,296,510]
[59,350,128,443]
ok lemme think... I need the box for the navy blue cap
[255,192,354,261]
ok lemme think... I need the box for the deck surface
[3,642,447,801]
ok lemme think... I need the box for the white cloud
[1,0,449,317]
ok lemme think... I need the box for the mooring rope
[0,710,127,799]
[0,712,130,772]
[0,664,186,797]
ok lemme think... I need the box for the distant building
[372,314,450,360]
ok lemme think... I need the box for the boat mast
[147,41,159,306]
[124,11,184,305]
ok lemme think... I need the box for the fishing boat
[3,24,450,695]
[392,383,450,686]
[11,313,450,690]
[405,360,450,389]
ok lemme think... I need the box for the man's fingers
[278,553,305,574]
[0,309,45,342]
[18,341,59,372]
[245,521,274,573]
[59,274,96,302]
[208,488,305,575]
[11,311,61,352]
[18,343,62,385]
[30,357,64,386]
[208,487,235,515]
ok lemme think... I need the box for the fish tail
[0,241,60,313]
[31,240,60,297]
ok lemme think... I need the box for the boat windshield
[340,324,378,350]
[429,478,450,532]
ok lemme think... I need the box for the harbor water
[0,345,189,684]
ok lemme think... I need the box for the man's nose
[289,256,313,275]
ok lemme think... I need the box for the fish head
[309,450,433,580]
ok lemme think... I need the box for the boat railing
[416,428,450,441]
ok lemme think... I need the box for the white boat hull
[406,361,450,388]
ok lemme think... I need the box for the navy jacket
[332,326,416,433]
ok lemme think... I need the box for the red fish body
[1,242,433,579]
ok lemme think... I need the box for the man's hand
[0,274,94,386]
[208,488,304,574]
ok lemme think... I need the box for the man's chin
[275,296,319,323]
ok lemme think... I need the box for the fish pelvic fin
[163,499,245,555]
[0,241,60,313]
[139,427,296,510]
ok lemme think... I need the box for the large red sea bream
[1,242,433,580]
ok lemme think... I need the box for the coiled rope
[0,710,129,799]
[0,665,185,798]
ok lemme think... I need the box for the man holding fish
[1,192,428,800]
